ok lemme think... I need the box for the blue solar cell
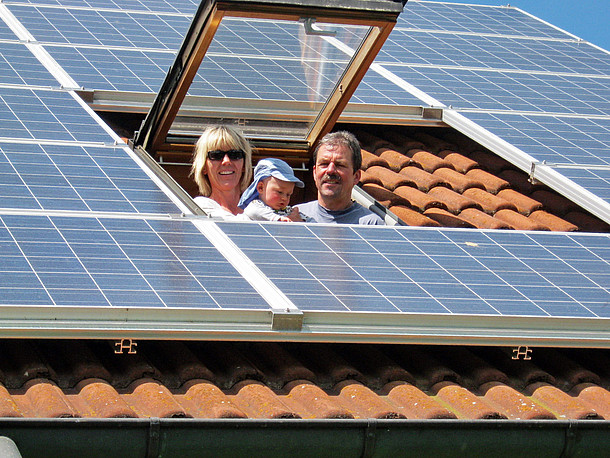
[6,0,199,15]
[0,42,58,87]
[219,222,610,319]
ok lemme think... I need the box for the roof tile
[75,379,136,418]
[394,185,447,212]
[466,169,511,194]
[434,168,485,194]
[432,382,507,419]
[361,183,408,207]
[367,166,415,191]
[494,209,550,231]
[480,382,556,420]
[22,379,77,418]
[463,188,519,214]
[382,381,457,419]
[399,166,447,192]
[182,379,247,418]
[407,149,453,172]
[231,381,300,419]
[126,379,189,418]
[564,211,610,232]
[530,190,579,216]
[335,381,405,419]
[427,187,482,214]
[0,385,22,417]
[283,381,353,419]
[361,149,389,169]
[496,189,543,215]
[389,205,441,227]
[527,383,605,420]
[528,210,578,232]
[468,150,515,174]
[376,148,415,172]
[424,208,476,228]
[457,208,513,230]
[497,169,542,195]
[437,150,479,173]
[360,169,384,187]
[571,383,610,419]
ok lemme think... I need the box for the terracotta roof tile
[432,382,506,419]
[530,190,580,216]
[457,208,513,230]
[564,211,610,232]
[361,149,389,169]
[399,166,447,192]
[494,209,551,231]
[360,169,383,187]
[480,382,556,420]
[526,382,604,420]
[361,183,408,207]
[434,168,485,194]
[126,379,189,418]
[571,383,610,419]
[529,210,578,232]
[367,166,415,191]
[427,187,482,214]
[411,132,456,153]
[231,381,300,419]
[382,131,426,152]
[466,169,511,194]
[382,381,457,419]
[468,150,515,174]
[406,149,453,172]
[375,147,415,171]
[354,131,393,152]
[437,150,479,173]
[463,188,519,214]
[182,379,247,418]
[22,379,78,418]
[496,189,543,215]
[0,385,22,418]
[388,205,441,227]
[423,208,476,228]
[497,169,543,195]
[283,381,353,419]
[394,185,447,212]
[335,381,404,419]
[75,379,136,418]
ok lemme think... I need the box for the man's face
[313,143,361,211]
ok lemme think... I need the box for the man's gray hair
[313,131,362,171]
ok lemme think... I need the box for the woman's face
[204,145,244,193]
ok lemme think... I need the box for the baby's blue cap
[238,158,304,209]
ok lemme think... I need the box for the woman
[190,125,253,218]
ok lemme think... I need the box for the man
[298,131,385,225]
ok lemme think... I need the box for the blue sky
[433,0,609,51]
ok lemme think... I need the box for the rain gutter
[1,418,609,458]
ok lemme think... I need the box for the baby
[238,158,305,222]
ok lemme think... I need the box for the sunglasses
[207,149,245,161]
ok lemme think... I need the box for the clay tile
[383,381,456,419]
[76,379,137,418]
[463,188,518,214]
[231,380,300,419]
[428,187,482,214]
[359,169,383,186]
[533,349,601,391]
[437,150,479,173]
[182,379,247,418]
[468,151,515,174]
[527,382,604,420]
[0,385,22,417]
[564,211,610,233]
[283,381,352,419]
[406,149,454,172]
[466,169,510,194]
[432,347,509,388]
[383,131,426,152]
[144,341,215,388]
[530,190,579,216]
[480,382,555,420]
[361,149,389,170]
[496,189,543,215]
[442,131,482,154]
[24,379,78,418]
[1,340,56,388]
[394,185,447,212]
[127,379,189,418]
[398,166,446,192]
[389,205,441,227]
[423,208,476,228]
[376,148,415,172]
[529,210,578,232]
[458,208,514,230]
[412,132,455,153]
[570,383,610,419]
[361,183,408,207]
[366,165,416,191]
[434,168,485,194]
[335,380,405,419]
[494,209,550,231]
[432,382,506,419]
[355,131,393,152]
[497,169,542,194]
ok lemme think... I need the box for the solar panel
[2,0,199,15]
[218,221,610,319]
[0,42,59,87]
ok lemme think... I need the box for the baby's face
[257,176,295,210]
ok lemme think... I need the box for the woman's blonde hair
[190,125,253,196]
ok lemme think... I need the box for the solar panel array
[0,0,608,344]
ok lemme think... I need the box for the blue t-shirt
[297,201,385,225]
